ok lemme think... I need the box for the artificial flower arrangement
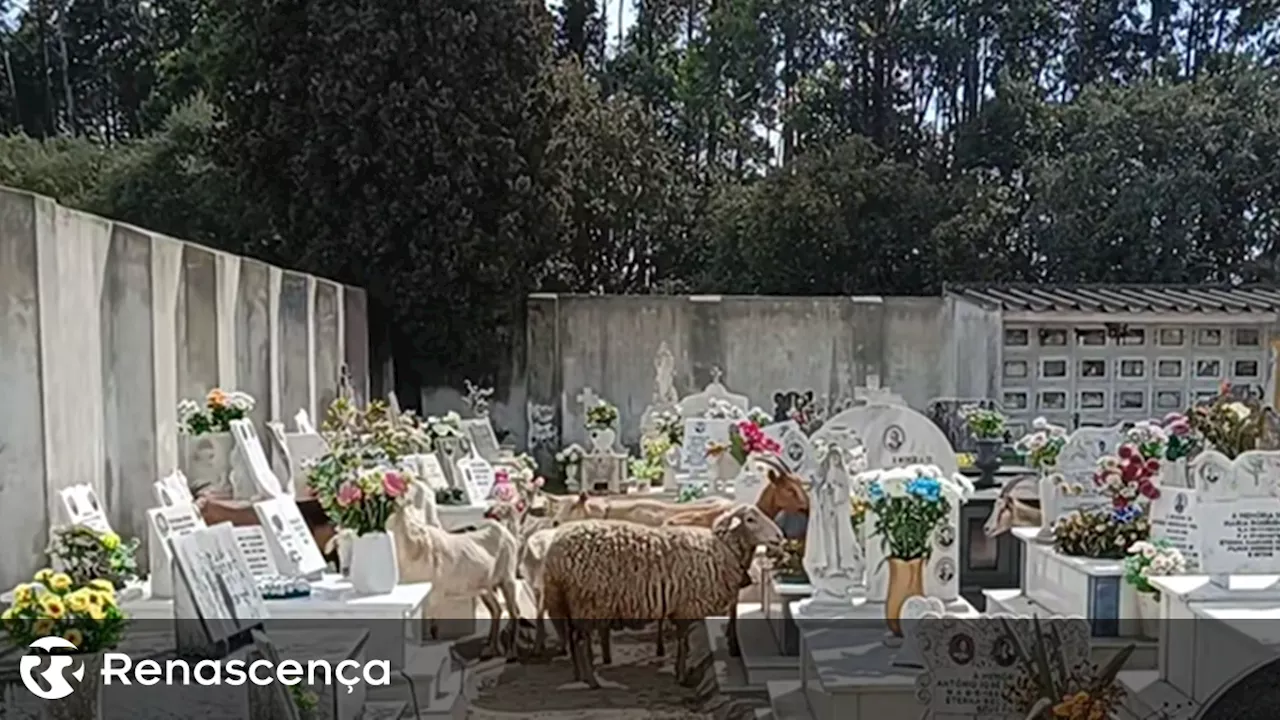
[862,465,972,560]
[326,467,411,535]
[1015,417,1068,472]
[706,419,782,465]
[960,404,1006,439]
[1161,412,1203,461]
[554,444,585,473]
[676,482,707,503]
[1124,538,1186,599]
[2,570,128,653]
[999,617,1133,720]
[705,398,745,420]
[422,410,468,449]
[585,399,619,430]
[650,409,684,446]
[629,456,665,487]
[747,406,773,428]
[1055,434,1161,558]
[47,526,139,590]
[320,397,431,463]
[178,388,254,435]
[503,453,547,503]
[1187,382,1261,459]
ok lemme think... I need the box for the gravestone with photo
[1036,423,1125,542]
[230,419,288,497]
[915,612,1090,720]
[154,470,196,508]
[680,417,733,480]
[895,595,945,668]
[170,521,271,657]
[764,420,817,481]
[59,483,113,534]
[1150,485,1202,571]
[147,503,207,598]
[252,496,327,579]
[815,403,966,603]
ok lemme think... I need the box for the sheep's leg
[599,624,612,665]
[727,602,741,657]
[533,587,548,657]
[497,578,521,660]
[572,621,600,689]
[673,620,692,685]
[479,591,503,658]
[550,617,571,656]
[655,619,665,657]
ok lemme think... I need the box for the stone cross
[709,366,724,384]
[463,379,493,418]
[576,387,600,419]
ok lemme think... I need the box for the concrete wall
[523,294,999,454]
[0,186,370,589]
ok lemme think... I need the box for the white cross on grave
[576,387,600,419]
[709,366,724,384]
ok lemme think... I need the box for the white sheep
[540,503,784,687]
[388,481,522,659]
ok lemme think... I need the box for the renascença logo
[20,637,85,700]
[19,639,390,697]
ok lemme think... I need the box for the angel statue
[798,439,865,615]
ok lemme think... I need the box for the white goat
[388,481,522,658]
[983,474,1042,537]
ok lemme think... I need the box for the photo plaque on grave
[148,504,207,598]
[253,496,327,578]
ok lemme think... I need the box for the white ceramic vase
[349,531,399,594]
[1137,591,1161,639]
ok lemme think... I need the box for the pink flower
[336,482,362,507]
[1168,419,1191,437]
[493,483,517,502]
[495,469,510,484]
[382,471,408,498]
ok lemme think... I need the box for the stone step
[766,680,814,720]
[1117,670,1200,720]
[983,589,1158,671]
[731,604,800,686]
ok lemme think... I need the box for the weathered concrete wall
[0,186,371,589]
[523,294,980,454]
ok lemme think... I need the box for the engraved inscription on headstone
[1194,450,1280,575]
[233,526,279,578]
[252,497,327,577]
[458,456,496,505]
[1151,488,1202,570]
[171,523,271,642]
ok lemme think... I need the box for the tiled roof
[944,283,1280,314]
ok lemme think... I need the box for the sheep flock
[387,482,787,688]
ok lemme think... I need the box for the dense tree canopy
[2,0,1280,385]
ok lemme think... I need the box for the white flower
[1227,402,1251,421]
[1032,417,1048,430]
[1128,541,1152,555]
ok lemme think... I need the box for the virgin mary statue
[801,442,863,609]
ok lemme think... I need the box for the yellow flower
[85,603,105,621]
[1,607,14,621]
[12,583,34,607]
[101,532,120,550]
[32,619,55,636]
[48,573,72,593]
[63,629,83,648]
[41,597,66,619]
[65,591,90,612]
[33,568,54,584]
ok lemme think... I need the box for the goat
[982,474,1042,537]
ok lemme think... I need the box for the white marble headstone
[170,522,271,642]
[676,372,749,419]
[1151,484,1202,571]
[916,613,1090,719]
[59,484,112,534]
[461,418,501,462]
[154,470,195,508]
[860,467,969,603]
[1043,424,1125,528]
[733,457,769,506]
[252,496,327,578]
[680,417,732,475]
[233,525,279,579]
[294,409,316,435]
[147,504,207,598]
[764,420,817,481]
[813,403,959,476]
[796,444,864,616]
[896,596,946,667]
[457,456,496,506]
[230,419,288,497]
[1193,450,1280,577]
[406,453,450,492]
[581,453,627,493]
[265,420,329,497]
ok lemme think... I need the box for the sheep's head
[713,503,784,553]
[554,492,606,522]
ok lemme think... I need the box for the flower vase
[41,652,104,720]
[974,438,1003,489]
[1137,592,1161,639]
[885,557,925,639]
[714,453,741,494]
[564,462,582,492]
[349,531,399,594]
[179,432,248,498]
[1035,475,1055,543]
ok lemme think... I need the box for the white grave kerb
[795,443,865,617]
[170,522,270,657]
[252,496,327,579]
[59,484,112,534]
[147,504,207,598]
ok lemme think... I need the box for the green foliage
[870,495,951,561]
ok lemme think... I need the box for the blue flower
[868,481,884,502]
[1112,504,1142,524]
[906,477,941,503]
